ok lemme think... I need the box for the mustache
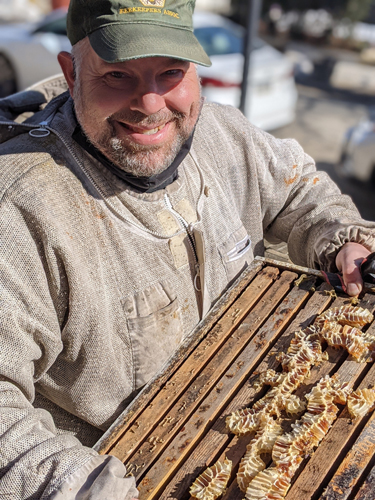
[108,109,187,127]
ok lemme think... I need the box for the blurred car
[0,9,297,131]
[193,11,298,130]
[0,9,70,97]
[337,118,375,186]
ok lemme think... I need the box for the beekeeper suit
[0,0,374,498]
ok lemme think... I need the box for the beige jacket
[0,76,374,499]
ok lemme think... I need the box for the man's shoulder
[196,102,306,167]
[199,101,249,127]
[197,101,281,147]
[0,137,55,201]
[0,75,68,123]
[0,77,70,200]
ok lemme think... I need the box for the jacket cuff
[47,455,138,500]
[313,221,375,272]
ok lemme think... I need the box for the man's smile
[115,120,173,146]
[119,122,167,135]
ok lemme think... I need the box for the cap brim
[88,23,211,67]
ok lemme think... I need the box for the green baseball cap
[67,0,211,67]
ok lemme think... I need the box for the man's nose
[129,80,166,115]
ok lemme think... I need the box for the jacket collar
[72,123,194,193]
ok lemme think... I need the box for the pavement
[330,60,375,95]
[264,36,375,100]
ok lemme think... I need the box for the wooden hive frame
[93,257,375,500]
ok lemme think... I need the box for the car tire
[0,54,17,98]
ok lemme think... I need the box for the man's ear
[58,51,75,96]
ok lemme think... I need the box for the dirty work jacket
[0,76,374,500]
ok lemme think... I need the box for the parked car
[337,118,375,186]
[0,10,298,131]
[0,8,69,97]
[193,11,298,130]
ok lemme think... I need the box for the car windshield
[194,26,265,56]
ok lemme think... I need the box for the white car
[0,9,70,97]
[0,10,297,131]
[337,119,375,186]
[194,11,298,130]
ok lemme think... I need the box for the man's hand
[335,242,371,296]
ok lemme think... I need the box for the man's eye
[163,69,182,76]
[110,72,127,79]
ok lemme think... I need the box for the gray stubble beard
[100,117,191,178]
[73,83,201,178]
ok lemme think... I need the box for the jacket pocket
[218,225,253,285]
[122,281,183,388]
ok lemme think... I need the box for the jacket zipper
[13,119,183,240]
[3,115,206,243]
[163,193,201,291]
[4,118,205,301]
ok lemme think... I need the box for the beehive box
[94,257,375,500]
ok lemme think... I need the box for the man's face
[70,45,202,177]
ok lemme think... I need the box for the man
[0,0,374,499]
